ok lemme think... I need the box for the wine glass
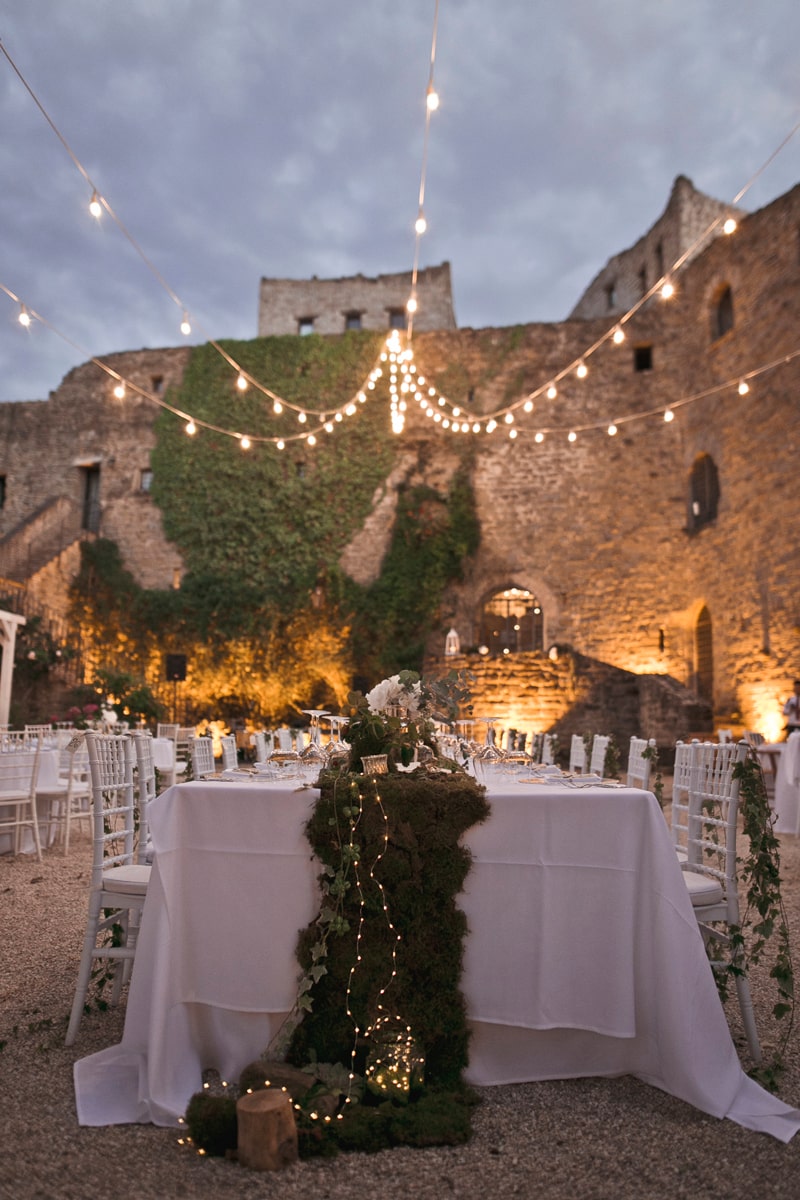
[301,709,330,746]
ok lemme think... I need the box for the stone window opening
[387,308,407,331]
[711,285,734,340]
[140,469,154,493]
[298,316,315,336]
[655,239,665,280]
[605,281,617,310]
[151,375,164,394]
[638,265,647,297]
[687,453,720,533]
[344,311,362,331]
[0,475,6,510]
[634,344,653,372]
[477,585,544,656]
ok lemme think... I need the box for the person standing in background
[782,680,800,737]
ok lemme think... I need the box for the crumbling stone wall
[258,262,456,336]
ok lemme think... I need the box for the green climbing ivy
[730,751,795,1090]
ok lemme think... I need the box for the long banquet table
[73,775,800,1140]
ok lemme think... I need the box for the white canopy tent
[0,609,26,727]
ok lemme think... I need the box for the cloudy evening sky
[1,0,798,402]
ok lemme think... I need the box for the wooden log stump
[236,1089,298,1171]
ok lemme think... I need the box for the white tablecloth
[73,778,800,1140]
[756,738,800,835]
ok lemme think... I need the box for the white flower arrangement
[365,673,423,719]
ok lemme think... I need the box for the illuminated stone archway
[476,584,545,657]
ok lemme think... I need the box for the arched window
[688,453,720,532]
[477,586,544,656]
[712,285,734,340]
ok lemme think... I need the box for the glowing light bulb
[664,409,675,423]
[89,192,102,218]
[426,85,440,111]
[273,400,283,414]
[612,326,625,344]
[298,411,307,424]
[738,380,750,395]
[523,399,534,412]
[660,280,674,300]
[607,423,618,436]
[568,430,577,442]
[240,435,251,450]
[180,312,191,335]
[509,428,518,439]
[307,433,317,446]
[504,412,514,424]
[546,384,557,400]
[406,294,418,314]
[185,420,197,436]
[535,431,544,443]
[415,213,427,235]
[576,361,588,379]
[276,439,285,450]
[113,382,126,399]
[18,304,31,327]
[236,373,248,391]
[723,217,737,235]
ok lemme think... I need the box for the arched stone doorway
[477,585,544,656]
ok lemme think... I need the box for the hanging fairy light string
[406,0,440,340]
[2,34,799,449]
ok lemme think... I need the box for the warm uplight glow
[89,191,102,218]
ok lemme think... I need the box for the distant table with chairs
[756,733,800,835]
[73,775,800,1140]
[0,747,62,855]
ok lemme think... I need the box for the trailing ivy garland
[731,751,795,1090]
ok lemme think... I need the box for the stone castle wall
[1,183,798,737]
[570,175,740,319]
[258,262,456,336]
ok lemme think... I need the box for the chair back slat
[626,736,654,790]
[85,733,136,883]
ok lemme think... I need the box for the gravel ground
[2,794,800,1200]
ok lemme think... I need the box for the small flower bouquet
[344,668,472,773]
